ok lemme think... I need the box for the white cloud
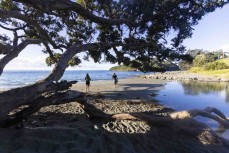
[4,54,118,70]
[4,54,52,70]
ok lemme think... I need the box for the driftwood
[169,108,229,128]
[76,94,229,129]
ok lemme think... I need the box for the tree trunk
[1,89,83,128]
[0,39,41,76]
[0,41,121,119]
[0,80,76,120]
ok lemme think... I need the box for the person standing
[112,73,118,88]
[85,73,91,93]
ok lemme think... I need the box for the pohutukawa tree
[0,0,229,127]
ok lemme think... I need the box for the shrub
[189,67,203,73]
[193,53,217,67]
[204,61,228,70]
[193,55,207,67]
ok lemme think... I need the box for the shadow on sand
[0,83,229,153]
[99,83,164,100]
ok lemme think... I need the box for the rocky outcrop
[140,71,229,82]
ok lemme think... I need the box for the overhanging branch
[13,0,134,27]
[0,39,42,76]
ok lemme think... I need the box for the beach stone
[193,77,198,80]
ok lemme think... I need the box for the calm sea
[0,70,146,89]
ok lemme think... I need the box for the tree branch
[13,0,134,27]
[0,41,122,119]
[0,9,61,49]
[0,39,42,76]
[42,42,57,62]
[13,31,19,48]
[44,41,123,82]
[169,108,229,128]
[0,42,13,55]
[0,23,27,31]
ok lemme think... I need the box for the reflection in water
[180,81,229,102]
[155,81,229,140]
[227,88,229,103]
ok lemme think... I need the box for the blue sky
[183,4,229,52]
[3,4,229,70]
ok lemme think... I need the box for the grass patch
[218,58,229,66]
[189,67,229,78]
[188,58,229,78]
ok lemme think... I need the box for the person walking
[112,73,118,88]
[85,73,91,93]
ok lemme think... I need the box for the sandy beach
[0,77,229,153]
[72,77,166,100]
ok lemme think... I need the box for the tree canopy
[0,0,228,76]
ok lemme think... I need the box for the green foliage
[218,58,229,66]
[45,53,81,67]
[189,58,229,79]
[181,81,225,95]
[1,0,228,72]
[189,67,203,73]
[191,52,227,70]
[193,54,207,67]
[109,65,137,71]
[0,0,19,11]
[111,59,179,72]
[45,53,61,66]
[193,53,217,67]
[186,49,203,58]
[181,49,228,70]
[204,61,228,71]
[128,59,166,73]
[179,61,192,70]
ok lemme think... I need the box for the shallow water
[155,81,229,140]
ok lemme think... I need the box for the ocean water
[0,70,146,89]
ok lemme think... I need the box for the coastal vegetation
[109,65,138,71]
[190,57,229,78]
[110,60,180,72]
[0,0,229,152]
[178,49,229,78]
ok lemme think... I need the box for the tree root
[1,89,229,131]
